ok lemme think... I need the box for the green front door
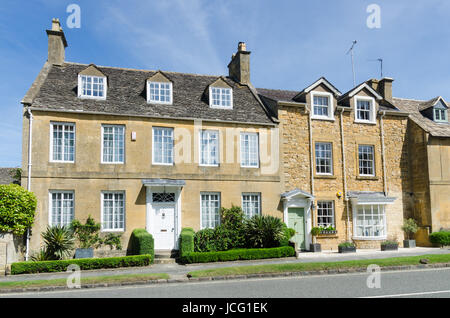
[288,208,306,250]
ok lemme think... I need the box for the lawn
[0,273,169,290]
[187,253,450,278]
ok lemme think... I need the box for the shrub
[103,233,122,250]
[11,255,151,275]
[220,205,246,248]
[70,216,102,249]
[180,228,195,257]
[181,246,295,264]
[194,226,233,252]
[41,225,75,260]
[338,242,356,248]
[311,227,321,237]
[429,231,450,247]
[244,215,285,248]
[279,226,296,247]
[381,240,398,246]
[0,184,36,235]
[402,218,419,240]
[129,229,154,262]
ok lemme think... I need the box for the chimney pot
[238,42,247,52]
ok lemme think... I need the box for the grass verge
[0,273,169,290]
[187,254,450,278]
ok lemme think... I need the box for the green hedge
[429,231,450,246]
[180,246,295,264]
[11,255,151,275]
[180,228,195,257]
[129,229,154,262]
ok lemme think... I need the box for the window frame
[101,191,126,232]
[311,91,334,120]
[199,130,220,167]
[48,190,75,227]
[355,96,376,124]
[315,142,333,175]
[241,193,261,219]
[317,201,335,228]
[200,192,221,229]
[358,144,376,177]
[209,86,233,109]
[152,127,174,166]
[434,107,448,123]
[49,122,76,163]
[353,204,387,240]
[101,124,125,164]
[146,81,173,105]
[77,75,107,100]
[240,132,260,168]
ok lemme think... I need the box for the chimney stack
[367,77,393,102]
[46,18,68,66]
[228,42,251,85]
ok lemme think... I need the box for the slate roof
[347,191,396,203]
[24,62,275,125]
[0,168,18,185]
[256,88,299,103]
[393,97,450,137]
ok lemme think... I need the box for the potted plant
[381,240,399,251]
[70,215,102,258]
[338,242,356,253]
[320,225,337,235]
[402,218,418,248]
[310,227,321,252]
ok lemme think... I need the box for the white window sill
[311,116,335,122]
[241,165,259,169]
[147,100,172,105]
[353,236,387,241]
[355,120,376,125]
[152,163,174,166]
[210,105,233,110]
[101,229,125,233]
[200,164,220,167]
[101,162,125,165]
[50,160,75,164]
[78,95,107,101]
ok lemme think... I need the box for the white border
[77,75,107,100]
[152,126,174,166]
[358,144,376,177]
[311,91,334,120]
[100,190,126,232]
[49,122,76,163]
[199,192,221,230]
[146,81,173,105]
[352,203,387,240]
[209,86,233,109]
[240,132,260,168]
[48,190,75,227]
[314,142,333,176]
[354,96,377,124]
[101,124,126,164]
[199,130,220,167]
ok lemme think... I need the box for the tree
[0,184,36,235]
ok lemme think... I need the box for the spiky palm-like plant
[245,215,285,248]
[41,225,75,260]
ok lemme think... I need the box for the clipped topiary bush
[180,228,195,257]
[181,246,295,264]
[429,231,450,247]
[11,255,151,275]
[129,229,154,263]
[0,184,36,235]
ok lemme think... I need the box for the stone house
[21,20,281,255]
[394,96,450,245]
[258,78,412,250]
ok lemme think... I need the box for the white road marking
[361,290,450,298]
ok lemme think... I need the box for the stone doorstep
[1,262,449,295]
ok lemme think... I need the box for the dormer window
[147,82,172,104]
[311,91,333,119]
[78,75,107,99]
[355,96,376,123]
[210,87,233,108]
[434,108,448,123]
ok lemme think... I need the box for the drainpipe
[339,108,350,241]
[308,107,315,244]
[25,107,33,261]
[380,111,388,196]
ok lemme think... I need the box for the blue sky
[1,0,450,167]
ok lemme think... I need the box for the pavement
[3,267,450,298]
[1,247,448,282]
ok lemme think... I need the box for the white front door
[153,204,176,250]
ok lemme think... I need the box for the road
[2,267,450,298]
